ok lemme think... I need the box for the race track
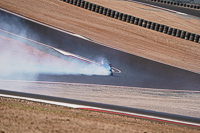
[1,9,200,91]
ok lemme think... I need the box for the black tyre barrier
[167,27,173,35]
[126,15,131,23]
[189,33,195,41]
[138,19,144,26]
[103,8,108,15]
[69,0,73,4]
[99,6,104,14]
[110,10,115,18]
[95,5,100,13]
[106,9,111,17]
[80,1,85,8]
[73,0,77,5]
[185,32,191,40]
[146,21,152,29]
[91,4,96,11]
[76,0,81,7]
[134,18,139,25]
[176,30,182,37]
[84,1,88,9]
[61,0,200,43]
[130,16,135,24]
[150,22,156,30]
[142,20,148,28]
[163,25,169,33]
[172,28,177,36]
[155,23,160,31]
[114,11,119,19]
[122,14,128,22]
[158,24,164,32]
[87,3,93,10]
[180,31,186,39]
[194,35,200,43]
[118,13,123,20]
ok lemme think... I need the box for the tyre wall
[60,0,200,43]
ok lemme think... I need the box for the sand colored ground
[0,0,200,74]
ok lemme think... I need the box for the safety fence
[146,0,200,10]
[61,0,200,43]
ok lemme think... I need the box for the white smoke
[0,15,110,80]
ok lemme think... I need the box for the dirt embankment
[0,0,200,73]
[1,97,199,133]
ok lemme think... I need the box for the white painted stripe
[0,94,199,127]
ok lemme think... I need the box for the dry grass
[1,97,200,133]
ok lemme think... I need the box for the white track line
[0,93,199,128]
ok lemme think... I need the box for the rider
[101,59,113,76]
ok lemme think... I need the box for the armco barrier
[61,0,200,43]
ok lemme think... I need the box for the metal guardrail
[61,0,200,43]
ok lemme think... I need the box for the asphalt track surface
[1,9,200,91]
[129,0,200,17]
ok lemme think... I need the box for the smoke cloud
[0,14,110,81]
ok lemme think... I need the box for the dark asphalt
[0,9,200,91]
[1,89,200,124]
[130,0,200,17]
